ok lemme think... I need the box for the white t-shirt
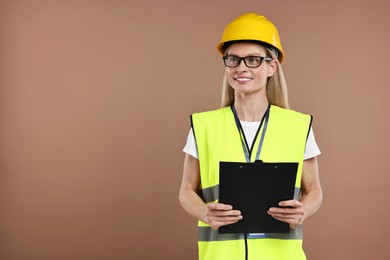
[183,121,321,160]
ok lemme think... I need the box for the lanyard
[231,105,270,163]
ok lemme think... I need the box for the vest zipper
[244,233,248,260]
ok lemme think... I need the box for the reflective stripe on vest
[198,225,303,241]
[201,184,302,204]
[191,105,312,260]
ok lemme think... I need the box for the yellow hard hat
[217,13,284,63]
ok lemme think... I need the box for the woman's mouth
[235,77,252,83]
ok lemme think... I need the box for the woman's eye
[247,57,259,63]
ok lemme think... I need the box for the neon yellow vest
[191,105,312,260]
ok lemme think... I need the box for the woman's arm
[179,153,207,221]
[299,156,323,222]
[267,156,323,228]
[179,153,242,229]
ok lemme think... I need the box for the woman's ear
[267,59,278,77]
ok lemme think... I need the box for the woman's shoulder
[191,107,233,127]
[192,106,231,118]
[270,105,312,118]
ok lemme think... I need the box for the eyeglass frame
[222,55,273,68]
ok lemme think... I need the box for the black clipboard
[218,161,298,234]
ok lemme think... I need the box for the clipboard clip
[255,160,263,163]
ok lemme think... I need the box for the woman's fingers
[205,203,243,229]
[207,203,241,216]
[267,200,304,229]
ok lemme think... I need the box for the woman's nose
[236,60,248,72]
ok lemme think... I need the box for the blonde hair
[220,46,289,109]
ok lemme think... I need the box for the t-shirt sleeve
[304,127,321,160]
[183,128,199,159]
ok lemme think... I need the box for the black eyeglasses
[223,55,273,68]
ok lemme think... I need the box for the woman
[179,13,322,260]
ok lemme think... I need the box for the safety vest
[191,105,312,260]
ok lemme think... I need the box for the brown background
[0,0,389,259]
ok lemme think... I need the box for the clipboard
[218,161,298,234]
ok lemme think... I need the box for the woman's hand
[267,200,304,229]
[267,157,323,229]
[204,203,243,230]
[179,154,243,230]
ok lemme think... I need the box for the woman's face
[225,42,276,95]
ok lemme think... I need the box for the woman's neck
[234,93,269,122]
